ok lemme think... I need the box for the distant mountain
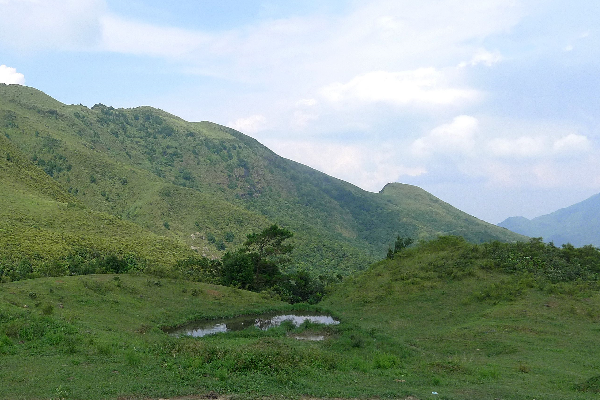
[0,84,525,275]
[498,193,600,247]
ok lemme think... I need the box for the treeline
[392,235,600,285]
[0,225,335,304]
[0,248,145,283]
[481,237,600,283]
[173,225,339,304]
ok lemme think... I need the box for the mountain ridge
[498,192,600,246]
[0,83,525,275]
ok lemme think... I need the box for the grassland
[2,237,600,399]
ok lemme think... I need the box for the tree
[243,224,293,261]
[387,235,414,259]
[220,224,293,292]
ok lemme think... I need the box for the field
[2,237,600,399]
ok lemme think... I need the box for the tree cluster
[219,224,327,303]
[387,235,414,259]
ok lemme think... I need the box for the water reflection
[169,312,339,338]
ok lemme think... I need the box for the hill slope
[0,83,524,274]
[0,133,194,280]
[498,192,600,246]
[2,238,599,399]
[322,236,600,399]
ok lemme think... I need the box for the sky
[1,0,600,224]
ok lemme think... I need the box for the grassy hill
[0,133,195,281]
[0,83,524,276]
[498,192,600,247]
[1,238,599,399]
[322,236,600,399]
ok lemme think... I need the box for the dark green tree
[387,235,414,259]
[220,224,293,292]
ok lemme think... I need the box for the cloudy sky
[1,0,599,223]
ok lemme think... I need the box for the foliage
[220,225,292,292]
[387,235,414,259]
[481,237,600,283]
[217,226,328,304]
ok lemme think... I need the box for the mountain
[0,131,194,276]
[498,193,600,247]
[0,83,525,275]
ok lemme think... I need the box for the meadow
[2,237,600,399]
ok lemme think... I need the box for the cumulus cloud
[228,115,267,134]
[552,133,591,154]
[487,133,591,159]
[0,65,25,84]
[320,69,479,107]
[459,49,503,67]
[411,115,479,158]
[0,0,105,50]
[487,136,547,158]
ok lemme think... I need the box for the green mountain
[498,193,600,247]
[321,236,600,399]
[0,130,195,278]
[0,83,524,275]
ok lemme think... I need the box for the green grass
[0,274,286,399]
[0,134,196,276]
[2,238,600,399]
[322,237,600,399]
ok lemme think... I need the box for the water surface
[169,312,339,338]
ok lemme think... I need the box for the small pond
[168,312,339,338]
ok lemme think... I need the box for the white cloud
[0,0,105,50]
[100,14,212,58]
[267,139,426,192]
[459,49,503,67]
[228,115,267,134]
[320,69,479,107]
[486,133,590,159]
[0,65,25,84]
[411,115,479,158]
[487,136,547,158]
[553,133,590,154]
[296,98,317,107]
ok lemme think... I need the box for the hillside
[0,133,195,281]
[498,192,600,247]
[322,236,600,399]
[0,83,524,275]
[1,238,599,399]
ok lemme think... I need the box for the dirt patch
[205,289,222,297]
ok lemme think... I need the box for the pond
[168,312,339,338]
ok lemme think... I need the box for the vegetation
[386,235,414,259]
[5,84,596,399]
[323,236,600,399]
[0,133,195,283]
[1,237,599,399]
[0,84,525,278]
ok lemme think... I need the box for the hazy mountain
[0,84,524,274]
[498,193,600,247]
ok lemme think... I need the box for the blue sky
[1,0,599,223]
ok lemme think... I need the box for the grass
[322,237,600,399]
[2,237,600,399]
